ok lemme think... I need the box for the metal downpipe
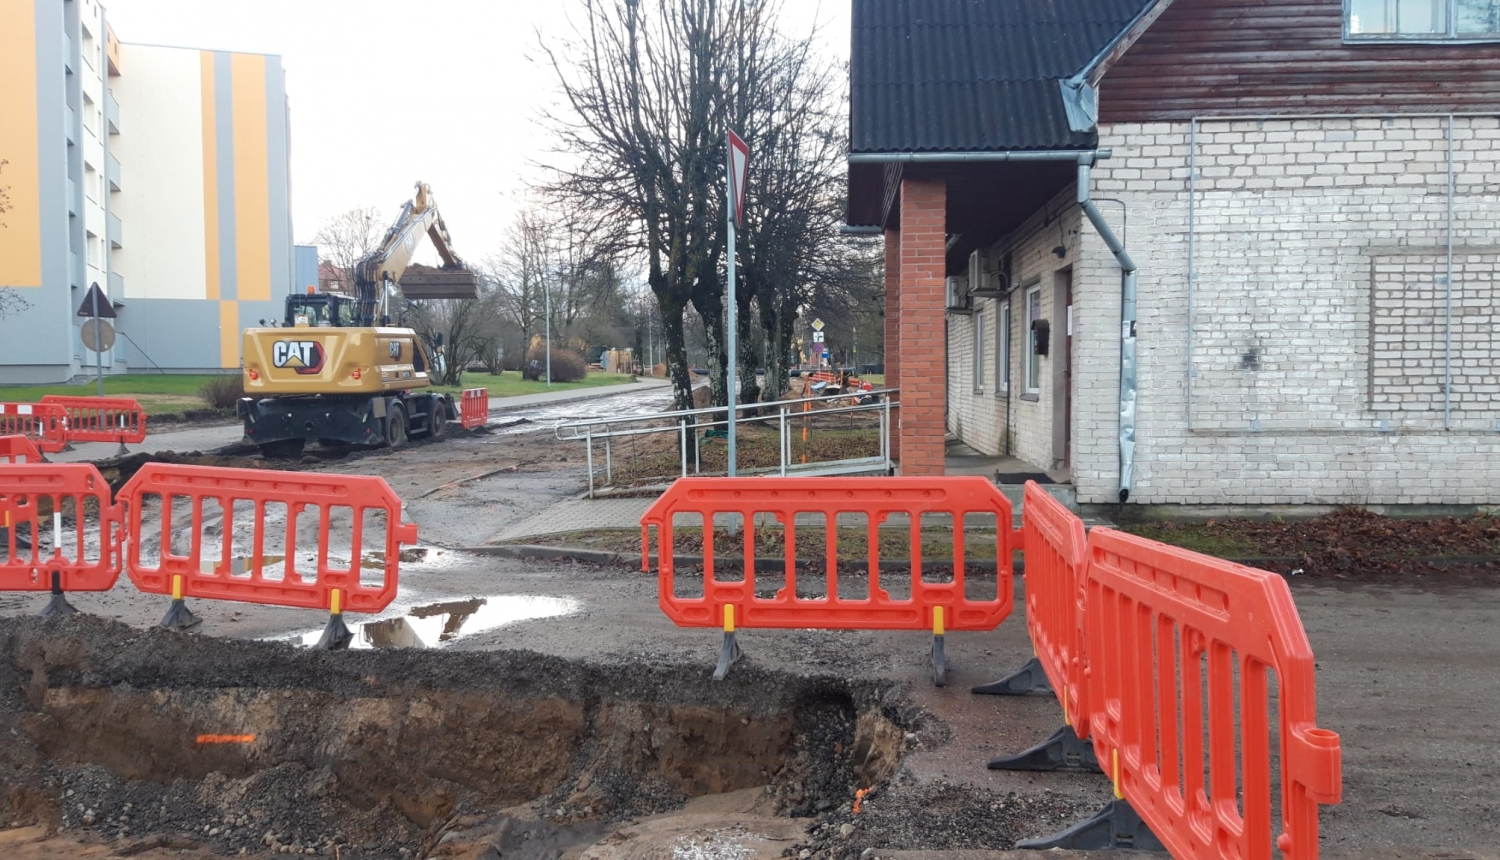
[1078,157,1139,503]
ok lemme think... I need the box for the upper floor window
[1347,0,1500,40]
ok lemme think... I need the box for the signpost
[726,129,749,476]
[77,282,116,396]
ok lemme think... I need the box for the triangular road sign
[727,129,750,226]
[76,283,117,319]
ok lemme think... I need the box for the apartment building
[0,0,294,382]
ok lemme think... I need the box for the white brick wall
[1071,115,1500,505]
[947,188,1085,469]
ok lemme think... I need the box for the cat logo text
[271,341,326,375]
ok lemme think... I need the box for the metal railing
[554,388,900,497]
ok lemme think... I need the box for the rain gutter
[1077,155,1138,503]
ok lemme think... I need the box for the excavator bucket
[399,264,480,300]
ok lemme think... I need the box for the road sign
[812,331,825,343]
[76,283,117,319]
[81,319,116,352]
[810,318,824,332]
[728,130,749,226]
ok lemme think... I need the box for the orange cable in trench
[196,734,256,745]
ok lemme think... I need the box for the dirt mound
[0,616,909,857]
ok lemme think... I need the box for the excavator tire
[260,439,305,460]
[385,405,409,449]
[428,401,448,440]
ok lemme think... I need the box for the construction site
[2,382,1499,860]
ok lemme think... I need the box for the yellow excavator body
[242,325,436,397]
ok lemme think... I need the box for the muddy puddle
[285,594,581,649]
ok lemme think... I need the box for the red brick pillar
[897,178,946,475]
[883,228,901,463]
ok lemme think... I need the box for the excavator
[238,182,480,458]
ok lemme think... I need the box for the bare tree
[542,0,753,411]
[312,205,384,293]
[542,0,858,412]
[0,158,33,321]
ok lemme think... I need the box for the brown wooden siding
[1099,0,1500,121]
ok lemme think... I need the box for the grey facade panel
[294,245,319,296]
[214,51,236,301]
[117,296,282,371]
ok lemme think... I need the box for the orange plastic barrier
[0,403,69,454]
[1,435,42,464]
[41,395,147,446]
[641,476,1016,683]
[117,464,418,634]
[974,481,1098,770]
[460,388,487,429]
[0,463,122,614]
[1062,529,1342,858]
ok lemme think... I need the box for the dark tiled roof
[850,0,1156,153]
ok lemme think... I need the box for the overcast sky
[108,0,851,265]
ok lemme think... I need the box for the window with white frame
[973,309,985,393]
[996,300,1011,397]
[1025,285,1042,394]
[1347,0,1500,40]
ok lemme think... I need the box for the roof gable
[850,0,1158,153]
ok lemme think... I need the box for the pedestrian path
[487,377,670,412]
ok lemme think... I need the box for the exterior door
[1051,269,1073,478]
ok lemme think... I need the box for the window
[86,231,103,268]
[1347,0,1500,40]
[972,310,986,393]
[1025,285,1042,394]
[996,300,1011,396]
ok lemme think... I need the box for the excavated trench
[0,616,908,858]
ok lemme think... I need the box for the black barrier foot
[159,599,201,630]
[931,634,948,687]
[972,655,1053,696]
[712,631,741,681]
[38,571,77,618]
[988,724,1103,772]
[1016,798,1166,852]
[314,613,353,651]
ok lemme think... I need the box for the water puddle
[286,594,580,649]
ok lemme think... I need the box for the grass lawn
[0,373,233,416]
[434,372,636,399]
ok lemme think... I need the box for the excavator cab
[284,292,357,328]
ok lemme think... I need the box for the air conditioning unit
[968,248,1007,297]
[945,275,972,313]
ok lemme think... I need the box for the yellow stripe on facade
[0,0,42,288]
[231,53,270,303]
[219,300,238,368]
[200,51,219,301]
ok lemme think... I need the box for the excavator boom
[352,181,479,324]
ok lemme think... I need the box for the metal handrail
[553,386,901,441]
[552,387,902,497]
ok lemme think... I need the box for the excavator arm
[352,182,479,325]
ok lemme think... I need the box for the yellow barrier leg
[712,604,741,681]
[159,573,202,630]
[931,606,947,687]
[313,588,353,651]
